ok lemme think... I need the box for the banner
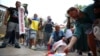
[30,20,39,31]
[18,8,25,34]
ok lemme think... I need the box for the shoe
[88,53,92,56]
[31,45,36,50]
[78,51,82,55]
[37,44,41,48]
[0,45,6,48]
[0,44,6,48]
[15,45,21,48]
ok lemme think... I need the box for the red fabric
[47,44,51,51]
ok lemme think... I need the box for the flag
[30,20,39,31]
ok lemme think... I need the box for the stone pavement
[0,45,46,56]
[0,45,89,56]
[0,41,90,56]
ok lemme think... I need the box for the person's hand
[64,45,72,54]
[62,37,66,42]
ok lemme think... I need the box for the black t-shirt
[8,7,19,23]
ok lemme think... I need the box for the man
[29,14,39,49]
[81,0,100,56]
[43,16,54,47]
[0,1,21,48]
[64,0,100,56]
[47,25,65,50]
[64,7,93,56]
[37,18,44,46]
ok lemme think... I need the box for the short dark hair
[93,0,100,2]
[94,0,100,8]
[16,1,21,4]
[67,7,77,14]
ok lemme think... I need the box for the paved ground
[0,41,92,56]
[0,45,90,56]
[0,45,46,56]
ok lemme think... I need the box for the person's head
[39,18,43,22]
[28,18,32,25]
[34,13,38,18]
[55,25,60,32]
[15,1,21,8]
[47,16,51,22]
[67,7,79,19]
[93,0,100,18]
[93,0,100,2]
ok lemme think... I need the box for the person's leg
[0,22,15,48]
[14,23,20,48]
[43,32,47,46]
[29,39,33,47]
[14,32,20,48]
[0,31,12,48]
[30,38,36,49]
[37,31,43,46]
[87,33,97,56]
[30,30,37,49]
[19,34,25,45]
[33,37,37,47]
[9,31,15,45]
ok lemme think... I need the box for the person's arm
[67,36,77,48]
[64,36,77,54]
[64,24,81,52]
[4,9,10,25]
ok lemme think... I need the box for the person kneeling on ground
[46,25,66,56]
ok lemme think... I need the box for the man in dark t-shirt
[0,1,21,48]
[43,16,54,46]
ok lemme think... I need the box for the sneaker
[78,51,82,55]
[15,45,21,48]
[88,53,92,56]
[0,45,6,48]
[36,44,41,48]
[0,44,6,48]
[31,45,36,50]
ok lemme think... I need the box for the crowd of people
[0,0,100,56]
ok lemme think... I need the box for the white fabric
[48,40,67,56]
[65,29,73,38]
[48,53,66,56]
[52,40,67,52]
[93,26,100,41]
[54,53,66,56]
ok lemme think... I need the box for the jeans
[2,22,19,45]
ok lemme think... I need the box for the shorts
[29,29,37,39]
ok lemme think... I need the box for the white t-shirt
[65,29,73,38]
